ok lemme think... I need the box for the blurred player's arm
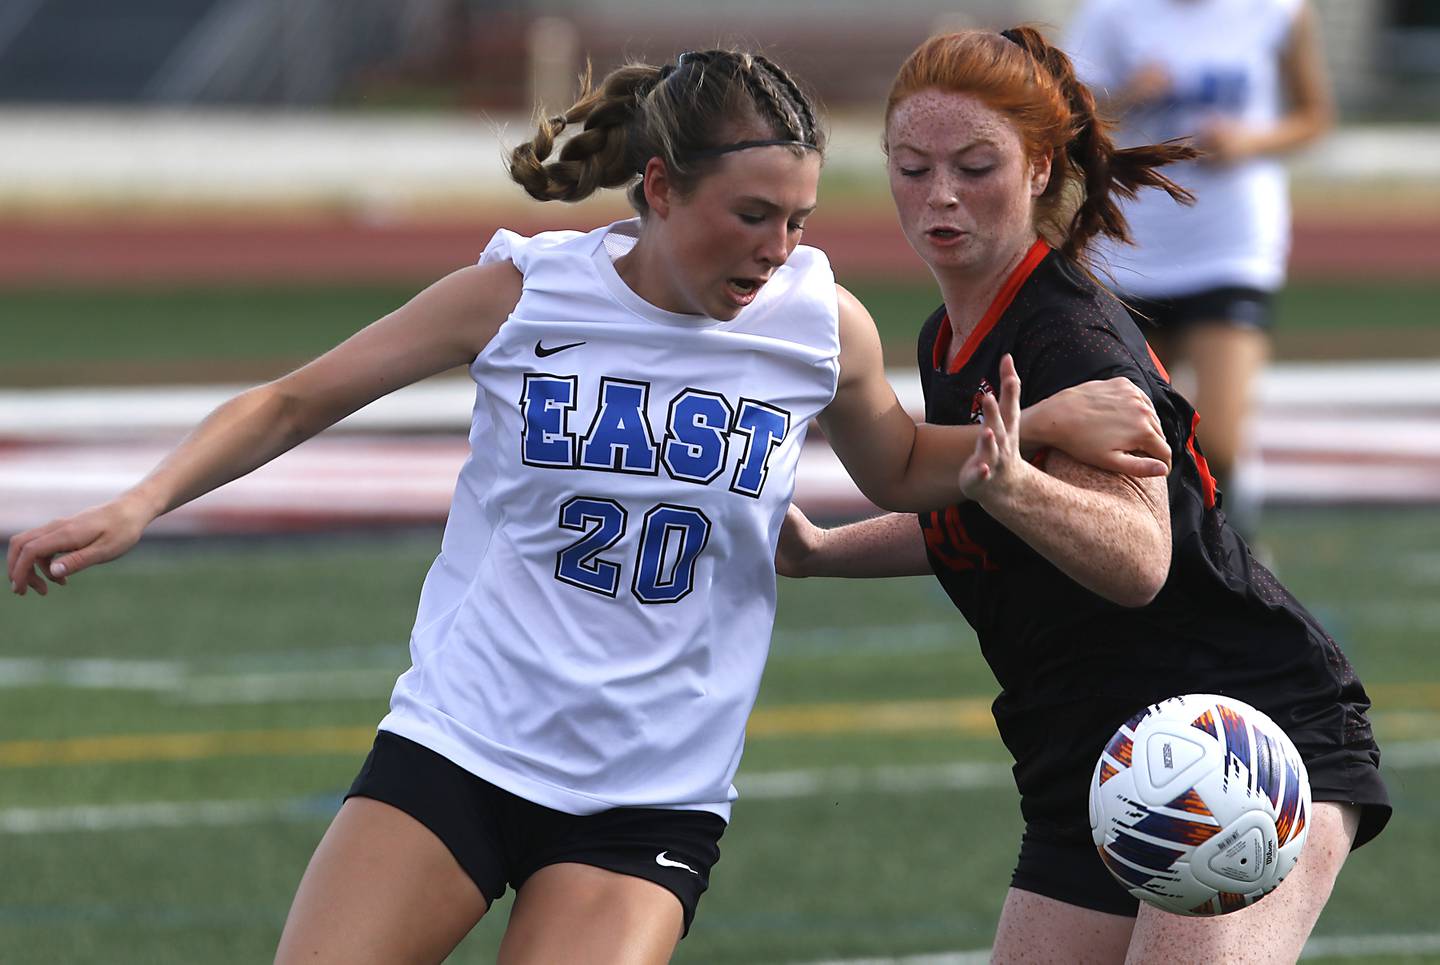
[1264,2,1335,150]
[775,506,930,579]
[1065,0,1171,116]
[8,262,522,595]
[1197,3,1334,163]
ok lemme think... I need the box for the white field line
[1300,932,1440,959]
[179,669,402,704]
[0,761,1012,835]
[4,114,1439,203]
[1375,737,1440,767]
[0,622,964,702]
[0,657,186,691]
[0,797,330,834]
[0,657,402,704]
[5,740,1438,836]
[8,590,1440,702]
[26,439,1440,537]
[0,380,480,438]
[741,761,1012,800]
[772,621,963,657]
[1392,552,1440,585]
[7,366,1440,439]
[4,411,1439,533]
[793,932,1440,965]
[5,653,1440,751]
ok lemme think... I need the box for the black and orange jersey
[916,241,1383,838]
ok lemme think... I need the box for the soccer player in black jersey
[779,28,1389,964]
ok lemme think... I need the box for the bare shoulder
[422,260,524,355]
[834,283,877,338]
[831,283,884,388]
[835,282,867,316]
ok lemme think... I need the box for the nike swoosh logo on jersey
[535,339,586,357]
[655,851,697,874]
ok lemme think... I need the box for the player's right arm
[8,261,523,596]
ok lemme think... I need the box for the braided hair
[508,50,826,213]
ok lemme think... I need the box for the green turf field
[3,509,1438,963]
[3,279,1438,385]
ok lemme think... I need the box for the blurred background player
[1065,0,1334,539]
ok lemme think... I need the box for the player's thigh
[991,887,1136,964]
[497,862,684,965]
[274,797,489,965]
[1124,802,1359,965]
[1181,322,1269,463]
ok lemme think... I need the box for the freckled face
[885,89,1048,279]
[652,147,821,320]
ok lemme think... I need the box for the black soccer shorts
[1123,285,1276,332]
[346,730,726,936]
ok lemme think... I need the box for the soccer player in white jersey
[8,50,1172,962]
[1065,0,1334,537]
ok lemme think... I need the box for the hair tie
[683,139,820,161]
[659,50,703,86]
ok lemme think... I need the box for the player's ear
[1030,150,1052,197]
[642,157,673,217]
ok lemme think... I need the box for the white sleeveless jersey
[378,219,841,819]
[1066,0,1304,296]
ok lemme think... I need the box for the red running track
[2,215,1438,286]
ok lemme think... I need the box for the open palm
[959,354,1025,501]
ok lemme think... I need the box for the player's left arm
[1198,2,1334,163]
[1273,2,1336,148]
[962,355,1172,607]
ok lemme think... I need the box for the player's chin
[706,293,745,321]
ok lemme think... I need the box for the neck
[614,230,689,315]
[933,234,1039,341]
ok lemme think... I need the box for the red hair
[885,26,1197,261]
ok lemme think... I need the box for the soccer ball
[1089,693,1311,917]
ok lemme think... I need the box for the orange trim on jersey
[1145,341,1171,384]
[932,238,1052,373]
[1186,412,1218,509]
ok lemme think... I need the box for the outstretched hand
[7,499,149,597]
[959,354,1026,502]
